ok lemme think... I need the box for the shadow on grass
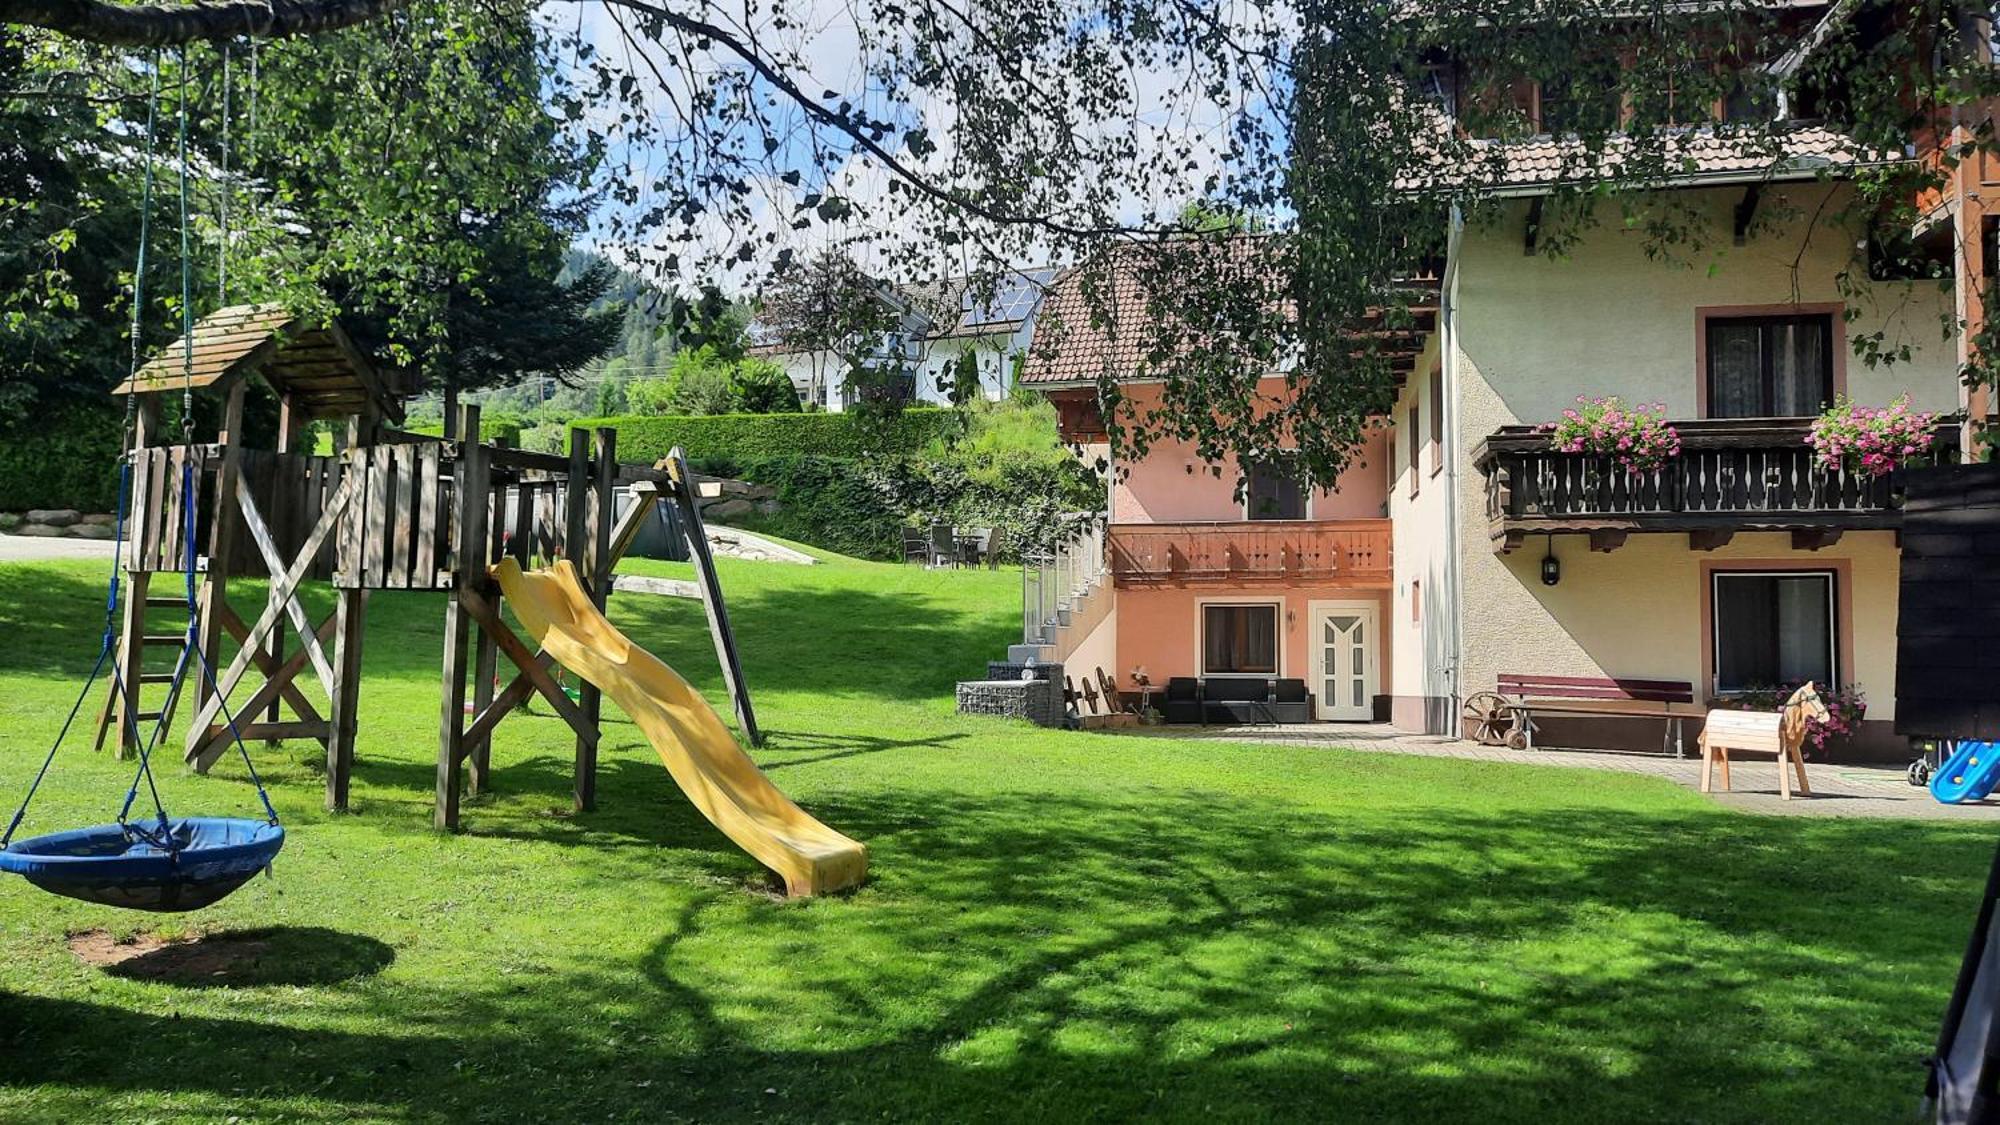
[91,926,395,989]
[0,784,1984,1123]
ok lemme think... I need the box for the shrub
[571,408,959,465]
[0,400,124,512]
[730,455,907,560]
[1808,395,1938,477]
[1540,396,1681,474]
[408,414,525,446]
[734,360,801,414]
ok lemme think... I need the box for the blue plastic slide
[1931,741,2000,804]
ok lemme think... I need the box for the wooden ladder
[94,588,202,755]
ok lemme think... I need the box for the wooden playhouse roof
[112,303,402,419]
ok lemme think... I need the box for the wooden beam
[606,481,661,570]
[436,405,486,830]
[667,447,762,747]
[1791,528,1843,550]
[460,588,599,742]
[215,600,327,727]
[235,475,336,694]
[459,653,556,758]
[1588,528,1628,553]
[184,472,357,760]
[324,588,368,811]
[188,611,338,770]
[1495,529,1527,555]
[1688,529,1735,551]
[1734,183,1763,246]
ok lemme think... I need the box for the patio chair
[928,524,958,568]
[958,527,993,568]
[900,526,929,564]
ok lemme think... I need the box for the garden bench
[1475,674,1698,757]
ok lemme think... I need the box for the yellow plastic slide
[492,558,867,897]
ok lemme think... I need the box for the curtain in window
[1770,320,1828,416]
[1713,573,1833,692]
[1246,459,1306,520]
[1709,322,1763,418]
[1203,605,1278,674]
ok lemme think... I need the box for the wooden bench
[1491,674,1698,757]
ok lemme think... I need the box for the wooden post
[565,428,616,814]
[324,587,368,811]
[467,474,499,798]
[666,448,762,746]
[269,393,310,736]
[109,408,158,759]
[564,429,595,812]
[436,405,486,830]
[195,380,248,711]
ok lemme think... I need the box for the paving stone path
[1139,722,2000,820]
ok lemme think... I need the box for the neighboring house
[752,268,1053,410]
[1021,4,1978,759]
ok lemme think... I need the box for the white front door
[1313,604,1378,721]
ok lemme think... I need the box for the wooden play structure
[97,304,762,833]
[1697,682,1828,800]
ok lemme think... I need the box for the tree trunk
[0,0,410,45]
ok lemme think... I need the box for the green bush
[407,414,525,446]
[728,455,907,560]
[0,401,124,512]
[571,408,959,466]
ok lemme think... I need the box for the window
[1428,366,1444,474]
[1706,314,1834,418]
[1245,456,1308,521]
[1202,604,1279,676]
[1537,63,1623,135]
[1711,571,1836,694]
[1408,405,1421,497]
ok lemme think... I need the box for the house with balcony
[1020,2,1976,758]
[750,267,1053,410]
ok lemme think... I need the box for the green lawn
[0,546,1987,1122]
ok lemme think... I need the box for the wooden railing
[1474,417,1960,536]
[1106,520,1391,584]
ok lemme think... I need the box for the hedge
[0,402,125,513]
[407,416,525,446]
[567,408,959,466]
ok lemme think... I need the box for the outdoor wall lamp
[1540,534,1560,586]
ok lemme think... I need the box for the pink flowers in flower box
[1807,395,1938,478]
[1538,396,1682,474]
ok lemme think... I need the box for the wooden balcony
[1106,520,1392,586]
[1473,417,1961,552]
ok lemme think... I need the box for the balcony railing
[1107,520,1392,585]
[1474,417,1960,545]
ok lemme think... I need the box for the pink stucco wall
[1111,583,1394,699]
[1111,381,1392,523]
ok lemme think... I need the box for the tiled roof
[1402,123,1890,194]
[1021,240,1436,387]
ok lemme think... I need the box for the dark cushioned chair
[1160,678,1203,724]
[1201,677,1314,724]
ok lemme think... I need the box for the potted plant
[1716,682,1868,759]
[1539,396,1683,474]
[1806,395,1938,478]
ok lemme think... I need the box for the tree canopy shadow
[3,784,1981,1122]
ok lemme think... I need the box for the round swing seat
[0,818,283,913]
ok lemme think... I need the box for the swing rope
[0,54,161,850]
[4,43,280,855]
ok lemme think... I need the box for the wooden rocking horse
[1698,682,1828,800]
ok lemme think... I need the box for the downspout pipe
[1442,204,1467,735]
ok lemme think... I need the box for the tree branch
[0,0,410,45]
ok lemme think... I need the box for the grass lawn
[0,544,1989,1122]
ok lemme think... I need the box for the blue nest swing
[1,49,283,914]
[0,818,284,912]
[0,449,284,914]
